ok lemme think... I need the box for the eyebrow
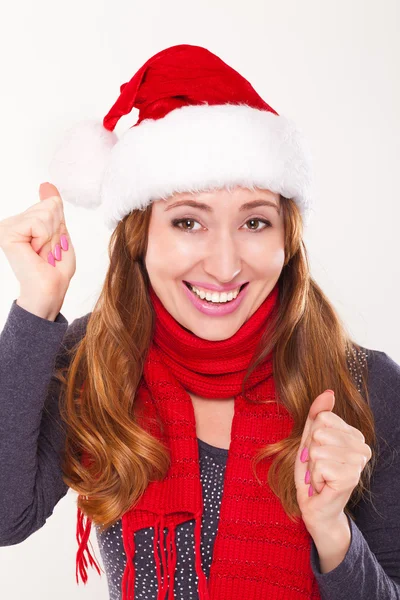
[164,198,280,214]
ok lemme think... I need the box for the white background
[0,0,399,598]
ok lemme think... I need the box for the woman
[0,44,399,600]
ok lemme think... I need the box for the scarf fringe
[194,513,210,600]
[154,516,167,599]
[120,514,209,600]
[153,514,209,600]
[76,504,102,584]
[122,513,136,600]
[167,524,177,600]
[120,515,177,600]
[75,505,209,599]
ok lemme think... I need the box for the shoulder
[68,311,92,337]
[64,311,91,342]
[56,311,92,366]
[359,345,400,460]
[362,345,400,404]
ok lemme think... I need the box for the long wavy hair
[55,192,378,533]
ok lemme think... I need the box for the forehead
[166,186,280,202]
[162,188,281,213]
[149,187,284,229]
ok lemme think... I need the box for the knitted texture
[76,282,321,599]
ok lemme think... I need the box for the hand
[294,390,372,533]
[0,182,76,318]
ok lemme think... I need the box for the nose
[202,231,242,283]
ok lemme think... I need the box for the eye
[172,218,202,231]
[244,218,272,232]
[171,217,272,232]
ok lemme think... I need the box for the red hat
[49,44,314,230]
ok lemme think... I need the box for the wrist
[306,513,351,574]
[305,511,350,539]
[16,296,61,321]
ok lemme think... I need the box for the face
[144,185,285,341]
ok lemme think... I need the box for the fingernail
[305,469,311,484]
[308,485,314,497]
[54,243,61,261]
[300,447,309,462]
[48,251,55,267]
[60,235,69,251]
[325,389,335,394]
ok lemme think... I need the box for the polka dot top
[95,437,228,600]
[2,301,400,600]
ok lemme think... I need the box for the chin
[179,317,247,341]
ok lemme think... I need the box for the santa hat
[48,44,314,231]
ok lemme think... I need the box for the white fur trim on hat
[100,103,314,230]
[48,119,118,209]
[49,104,314,229]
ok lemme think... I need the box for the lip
[184,280,248,293]
[181,280,249,316]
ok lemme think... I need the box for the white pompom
[48,119,119,210]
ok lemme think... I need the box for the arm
[0,299,89,545]
[309,512,351,574]
[309,348,400,599]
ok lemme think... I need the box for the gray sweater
[0,299,400,599]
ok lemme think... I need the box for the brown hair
[56,194,378,533]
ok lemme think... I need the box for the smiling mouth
[183,281,249,295]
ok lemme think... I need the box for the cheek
[145,217,285,277]
[244,234,285,275]
[268,247,285,273]
[145,225,198,276]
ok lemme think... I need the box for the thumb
[308,389,335,422]
[39,182,61,201]
[299,390,335,452]
[33,182,67,256]
[294,390,335,499]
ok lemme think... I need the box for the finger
[309,459,361,495]
[313,410,354,432]
[312,427,367,452]
[342,424,366,443]
[313,410,365,442]
[303,410,360,459]
[26,208,58,256]
[309,444,369,468]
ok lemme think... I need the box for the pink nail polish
[60,235,69,251]
[54,243,61,261]
[300,447,309,462]
[308,485,314,497]
[305,469,311,484]
[48,251,55,267]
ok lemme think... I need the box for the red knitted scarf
[76,282,321,600]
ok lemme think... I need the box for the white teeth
[188,284,241,303]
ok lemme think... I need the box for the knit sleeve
[309,348,400,599]
[0,299,89,546]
